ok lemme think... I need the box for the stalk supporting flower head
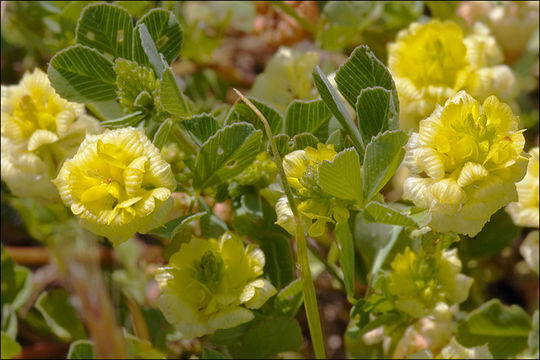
[388,19,517,130]
[156,232,276,339]
[53,127,176,246]
[507,147,539,228]
[402,91,527,236]
[1,68,101,202]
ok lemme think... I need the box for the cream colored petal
[207,306,254,331]
[402,177,434,209]
[123,156,147,197]
[244,279,277,309]
[430,179,466,205]
[415,147,446,179]
[27,130,59,151]
[282,150,309,179]
[457,162,489,187]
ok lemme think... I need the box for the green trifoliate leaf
[48,45,117,102]
[364,201,417,227]
[290,133,319,150]
[159,67,191,118]
[193,123,263,189]
[335,45,398,114]
[76,3,134,60]
[456,299,532,359]
[318,148,363,204]
[0,332,21,359]
[67,340,95,359]
[312,65,365,156]
[464,208,520,258]
[147,212,206,240]
[227,97,283,137]
[182,114,221,146]
[35,289,86,341]
[229,316,303,359]
[355,86,399,146]
[285,99,332,140]
[133,9,183,68]
[362,130,408,202]
[273,279,304,317]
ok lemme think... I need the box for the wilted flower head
[388,19,517,130]
[53,128,176,246]
[1,68,101,202]
[156,232,276,339]
[403,91,527,236]
[387,247,473,319]
[507,147,539,228]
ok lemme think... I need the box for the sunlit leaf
[193,123,263,189]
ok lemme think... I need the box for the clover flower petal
[388,19,517,130]
[53,128,176,246]
[507,147,539,228]
[403,91,527,236]
[1,68,101,202]
[156,232,276,339]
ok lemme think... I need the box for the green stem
[306,241,346,290]
[171,122,199,156]
[234,89,326,359]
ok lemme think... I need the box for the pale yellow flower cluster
[402,91,527,236]
[54,128,176,246]
[156,232,276,339]
[388,19,517,130]
[507,147,539,228]
[276,143,350,237]
[1,69,101,202]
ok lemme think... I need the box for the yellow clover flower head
[507,147,539,228]
[1,68,101,202]
[402,91,527,237]
[283,143,337,196]
[387,247,473,319]
[277,143,349,237]
[388,19,517,130]
[156,232,276,339]
[53,127,176,246]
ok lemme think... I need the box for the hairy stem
[233,89,326,359]
[52,224,127,359]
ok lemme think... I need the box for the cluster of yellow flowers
[507,147,539,228]
[402,91,527,237]
[386,246,473,318]
[276,143,350,237]
[1,69,101,202]
[156,232,276,338]
[53,128,177,246]
[388,19,517,130]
